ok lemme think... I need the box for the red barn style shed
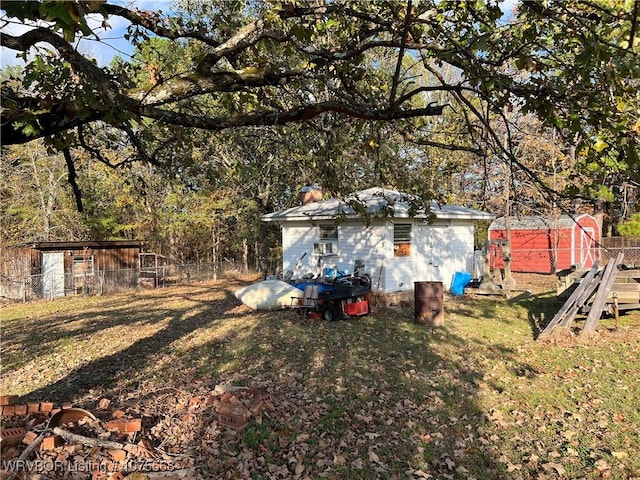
[489,215,600,273]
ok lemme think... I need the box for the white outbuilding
[261,187,494,295]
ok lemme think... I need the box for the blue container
[293,281,333,294]
[450,272,472,296]
[323,267,337,278]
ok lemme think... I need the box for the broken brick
[107,449,127,462]
[0,396,18,406]
[22,431,38,445]
[216,402,251,431]
[106,418,142,433]
[40,402,54,413]
[63,443,83,453]
[40,435,63,451]
[0,427,26,446]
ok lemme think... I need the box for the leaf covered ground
[1,274,639,479]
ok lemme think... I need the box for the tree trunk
[212,226,218,280]
[242,238,248,273]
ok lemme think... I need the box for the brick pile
[0,386,274,479]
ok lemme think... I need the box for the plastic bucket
[450,272,472,296]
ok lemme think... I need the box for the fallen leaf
[542,462,565,475]
[444,457,455,470]
[333,454,346,466]
[412,469,431,478]
[507,463,522,472]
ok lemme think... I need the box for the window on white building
[394,224,412,257]
[315,224,338,255]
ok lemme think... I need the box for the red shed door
[579,228,596,268]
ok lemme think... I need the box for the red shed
[489,215,600,273]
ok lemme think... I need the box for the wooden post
[582,252,624,334]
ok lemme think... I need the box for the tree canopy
[1,0,639,241]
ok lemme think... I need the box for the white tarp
[234,280,302,311]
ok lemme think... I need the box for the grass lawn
[1,274,639,479]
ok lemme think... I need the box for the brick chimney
[300,184,322,205]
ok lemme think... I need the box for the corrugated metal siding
[0,246,32,277]
[93,247,140,271]
[1,244,142,278]
[40,246,141,273]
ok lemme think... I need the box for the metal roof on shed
[23,241,143,250]
[261,187,494,222]
[489,215,589,231]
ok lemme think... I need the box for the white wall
[280,218,476,293]
[336,222,386,291]
[281,222,319,276]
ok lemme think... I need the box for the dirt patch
[510,272,558,294]
[537,320,640,347]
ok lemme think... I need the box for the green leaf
[593,138,609,152]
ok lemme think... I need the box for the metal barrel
[414,281,444,326]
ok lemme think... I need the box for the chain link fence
[0,260,245,303]
[483,244,638,275]
[600,237,640,266]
